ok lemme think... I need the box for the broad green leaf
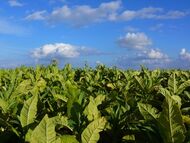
[94,94,106,106]
[50,115,73,131]
[65,81,81,117]
[58,135,79,143]
[25,129,33,142]
[53,94,68,102]
[168,72,178,94]
[12,80,31,98]
[134,76,144,91]
[159,88,182,108]
[107,83,115,89]
[81,117,107,143]
[84,96,100,121]
[0,98,9,113]
[138,103,160,121]
[20,94,38,127]
[158,95,186,143]
[30,114,57,143]
[183,115,190,125]
[171,95,182,108]
[159,87,171,97]
[84,95,105,121]
[177,80,190,95]
[144,70,153,90]
[31,78,46,94]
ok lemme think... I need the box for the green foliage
[30,114,57,143]
[138,103,160,121]
[20,94,38,127]
[84,95,105,121]
[0,64,190,143]
[81,117,107,143]
[58,135,79,143]
[158,95,186,143]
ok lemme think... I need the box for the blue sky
[0,0,190,69]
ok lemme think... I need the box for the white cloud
[138,7,163,18]
[116,31,170,68]
[49,1,121,26]
[99,1,121,13]
[117,49,170,69]
[157,10,187,19]
[119,7,187,21]
[117,32,169,60]
[117,32,152,50]
[120,7,162,20]
[144,49,168,59]
[25,1,121,27]
[180,48,190,61]
[8,0,23,7]
[32,43,107,60]
[134,48,170,66]
[25,1,188,27]
[32,43,80,59]
[119,10,136,21]
[25,11,47,20]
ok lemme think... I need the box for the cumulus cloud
[25,1,188,27]
[32,43,80,59]
[8,0,23,7]
[117,32,152,50]
[117,49,170,69]
[26,1,121,27]
[180,48,190,61]
[120,7,162,20]
[116,31,170,68]
[134,48,170,65]
[119,7,187,21]
[25,11,47,20]
[49,0,121,26]
[31,43,106,60]
[157,10,187,19]
[144,49,168,59]
[117,32,168,60]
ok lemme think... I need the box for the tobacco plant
[0,63,190,143]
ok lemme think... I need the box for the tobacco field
[0,63,190,143]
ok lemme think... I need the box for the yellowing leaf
[81,117,106,143]
[158,95,186,143]
[30,114,57,143]
[20,94,38,127]
[106,83,115,89]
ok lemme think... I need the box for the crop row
[0,63,190,143]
